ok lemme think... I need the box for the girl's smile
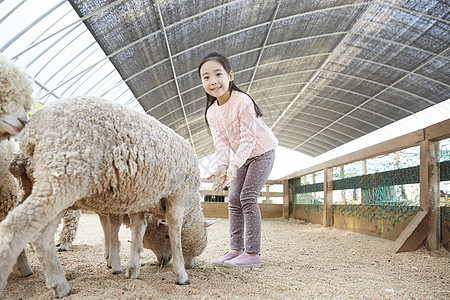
[200,60,234,105]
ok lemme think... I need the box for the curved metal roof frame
[0,0,142,111]
[1,0,449,160]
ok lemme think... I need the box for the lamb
[0,96,215,298]
[0,54,34,141]
[8,151,81,252]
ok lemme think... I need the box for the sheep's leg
[184,254,197,269]
[57,209,81,252]
[15,249,33,277]
[99,213,122,274]
[109,214,123,274]
[32,212,72,298]
[99,214,111,266]
[166,204,189,285]
[0,192,71,297]
[125,212,146,279]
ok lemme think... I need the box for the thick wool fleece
[0,139,20,221]
[0,55,34,115]
[8,152,80,250]
[0,96,208,296]
[19,96,201,215]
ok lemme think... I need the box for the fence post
[283,179,290,219]
[420,139,441,250]
[323,167,333,227]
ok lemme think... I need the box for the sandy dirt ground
[2,214,449,299]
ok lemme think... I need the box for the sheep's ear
[157,219,168,227]
[204,219,220,228]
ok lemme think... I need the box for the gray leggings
[228,149,275,254]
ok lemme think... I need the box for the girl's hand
[208,165,228,190]
[222,164,238,188]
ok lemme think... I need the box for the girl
[198,52,278,268]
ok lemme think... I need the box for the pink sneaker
[223,253,261,268]
[211,251,241,266]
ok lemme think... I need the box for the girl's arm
[208,111,230,167]
[231,99,257,168]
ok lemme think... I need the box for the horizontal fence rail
[200,179,285,218]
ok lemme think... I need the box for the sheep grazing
[112,205,216,272]
[0,55,34,141]
[107,214,171,273]
[0,96,215,298]
[125,214,173,265]
[8,151,81,252]
[99,213,171,275]
[147,211,217,269]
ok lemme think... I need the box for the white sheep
[0,55,35,277]
[0,96,215,298]
[0,55,34,141]
[8,151,81,252]
[8,151,200,269]
[0,139,33,277]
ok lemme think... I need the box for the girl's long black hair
[198,52,263,134]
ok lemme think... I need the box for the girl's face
[200,60,234,104]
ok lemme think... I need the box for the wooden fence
[200,179,284,218]
[282,119,450,252]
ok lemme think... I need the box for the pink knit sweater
[206,90,278,168]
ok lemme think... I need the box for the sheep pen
[2,214,449,299]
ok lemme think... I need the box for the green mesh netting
[293,138,450,224]
[294,172,324,213]
[440,139,450,221]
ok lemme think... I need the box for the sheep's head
[0,55,34,140]
[143,215,172,265]
[143,215,219,268]
[142,215,219,268]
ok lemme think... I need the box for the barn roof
[1,0,449,158]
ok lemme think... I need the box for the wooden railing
[201,179,284,201]
[281,119,450,252]
[200,179,285,218]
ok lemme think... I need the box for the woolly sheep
[0,139,33,277]
[0,55,35,281]
[8,152,195,268]
[0,55,34,141]
[8,151,81,252]
[0,96,215,298]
